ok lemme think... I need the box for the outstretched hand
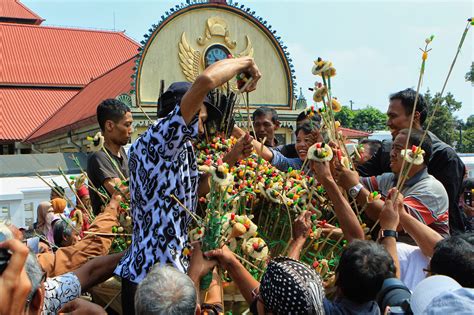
[188,241,218,281]
[59,298,106,315]
[293,211,312,241]
[224,133,254,165]
[204,245,237,271]
[0,239,32,315]
[379,188,402,231]
[311,161,334,184]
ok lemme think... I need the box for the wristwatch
[348,183,363,199]
[380,229,399,241]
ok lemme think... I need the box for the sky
[24,0,473,120]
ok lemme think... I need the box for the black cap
[157,82,222,122]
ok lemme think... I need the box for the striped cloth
[361,168,449,237]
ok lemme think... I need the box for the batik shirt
[115,104,199,283]
[43,272,81,314]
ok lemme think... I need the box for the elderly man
[134,243,220,315]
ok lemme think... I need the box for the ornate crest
[178,17,254,83]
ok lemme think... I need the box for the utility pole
[349,100,354,110]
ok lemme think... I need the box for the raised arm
[181,57,261,125]
[205,245,259,304]
[378,191,401,278]
[312,161,365,242]
[37,195,122,277]
[336,166,385,222]
[232,125,274,161]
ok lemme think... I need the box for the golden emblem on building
[179,17,254,82]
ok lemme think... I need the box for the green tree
[334,106,355,128]
[458,115,474,153]
[460,128,474,153]
[465,114,474,128]
[466,62,474,85]
[423,90,462,146]
[352,106,387,131]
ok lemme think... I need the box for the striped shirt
[361,168,449,237]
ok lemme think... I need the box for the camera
[0,231,12,275]
[376,278,412,314]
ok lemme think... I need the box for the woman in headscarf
[35,201,53,236]
[51,197,67,214]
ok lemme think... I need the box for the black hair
[389,88,428,125]
[52,220,73,248]
[295,122,314,136]
[52,185,65,197]
[336,240,396,304]
[297,109,322,123]
[252,107,279,124]
[398,128,432,165]
[430,233,474,288]
[96,99,131,131]
[360,139,382,157]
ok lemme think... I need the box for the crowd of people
[0,57,473,315]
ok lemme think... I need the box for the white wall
[0,175,77,227]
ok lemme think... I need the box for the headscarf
[51,198,67,214]
[258,257,325,315]
[36,201,52,234]
[46,213,61,245]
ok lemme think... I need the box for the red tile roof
[340,127,371,139]
[27,57,136,142]
[0,22,139,86]
[0,0,44,24]
[0,88,78,141]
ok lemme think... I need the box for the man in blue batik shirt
[115,57,261,315]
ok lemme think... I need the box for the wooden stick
[395,41,431,190]
[101,147,127,182]
[58,167,94,220]
[369,219,380,234]
[315,229,334,257]
[69,155,108,204]
[324,234,344,260]
[232,251,264,272]
[136,101,154,125]
[171,194,202,224]
[103,289,122,310]
[36,173,76,210]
